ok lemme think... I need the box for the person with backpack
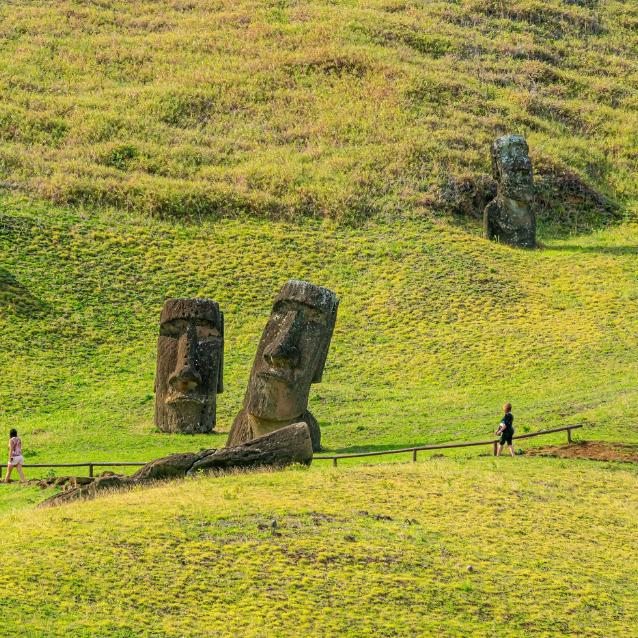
[4,429,26,484]
[495,403,515,457]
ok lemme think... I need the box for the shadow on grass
[541,244,638,256]
[0,268,48,317]
[325,440,473,454]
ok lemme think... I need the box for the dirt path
[526,441,638,463]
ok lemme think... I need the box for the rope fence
[0,425,582,476]
[313,424,582,466]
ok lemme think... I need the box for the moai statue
[226,280,338,452]
[154,298,224,434]
[484,135,536,248]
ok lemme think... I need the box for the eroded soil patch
[526,441,638,463]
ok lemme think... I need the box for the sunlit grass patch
[0,459,636,636]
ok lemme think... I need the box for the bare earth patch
[526,441,638,463]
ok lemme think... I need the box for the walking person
[495,403,515,457]
[4,429,26,484]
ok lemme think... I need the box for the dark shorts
[500,431,513,446]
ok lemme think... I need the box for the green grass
[1,458,637,636]
[1,192,638,477]
[0,0,636,225]
[1,1,638,634]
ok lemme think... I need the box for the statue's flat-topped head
[485,135,537,248]
[275,280,338,315]
[244,280,338,423]
[493,135,529,156]
[160,298,222,328]
[491,135,534,201]
[155,297,224,434]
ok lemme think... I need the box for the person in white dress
[4,429,26,484]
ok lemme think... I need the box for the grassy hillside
[0,0,636,224]
[1,193,638,480]
[1,2,638,635]
[1,459,637,637]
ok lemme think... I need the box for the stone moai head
[491,135,534,203]
[244,280,338,424]
[154,298,224,434]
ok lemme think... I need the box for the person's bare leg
[497,444,503,456]
[16,465,26,483]
[508,445,515,457]
[4,465,13,483]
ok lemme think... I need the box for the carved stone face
[244,280,338,425]
[492,135,534,202]
[154,298,223,434]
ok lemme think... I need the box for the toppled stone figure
[39,422,313,508]
[227,280,338,452]
[484,135,536,248]
[154,298,224,434]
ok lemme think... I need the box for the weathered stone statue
[154,298,224,434]
[227,280,338,452]
[484,135,536,248]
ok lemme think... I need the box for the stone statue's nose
[264,311,301,368]
[169,323,202,391]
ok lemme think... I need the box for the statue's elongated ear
[312,299,339,384]
[217,312,224,393]
[491,139,501,182]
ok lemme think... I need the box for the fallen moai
[38,422,313,508]
[484,135,536,248]
[227,280,338,452]
[154,298,224,434]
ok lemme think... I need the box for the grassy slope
[0,0,636,223]
[2,194,638,476]
[1,1,638,635]
[1,459,637,637]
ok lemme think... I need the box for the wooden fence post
[332,458,337,468]
[493,442,498,456]
[567,428,572,444]
[89,464,94,478]
[412,450,417,462]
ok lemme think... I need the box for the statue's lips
[257,369,295,386]
[166,393,205,406]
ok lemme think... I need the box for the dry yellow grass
[0,0,636,222]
